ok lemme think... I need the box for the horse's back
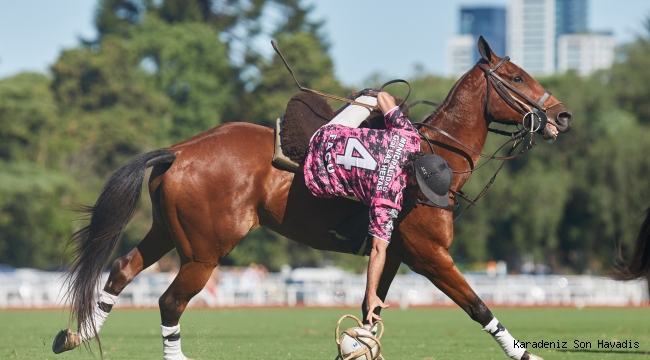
[171,121,272,154]
[164,122,276,195]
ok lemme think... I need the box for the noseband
[477,57,562,133]
[412,58,564,219]
[273,39,557,218]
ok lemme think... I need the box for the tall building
[460,6,507,60]
[447,0,614,77]
[446,35,474,78]
[556,0,588,37]
[507,0,556,75]
[556,0,588,68]
[557,32,616,75]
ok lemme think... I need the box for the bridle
[272,39,562,220]
[411,57,563,220]
[414,57,563,168]
[477,56,563,133]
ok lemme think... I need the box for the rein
[272,41,411,111]
[407,57,562,220]
[272,39,549,219]
[411,110,537,222]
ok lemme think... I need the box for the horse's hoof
[52,329,81,354]
[522,351,543,360]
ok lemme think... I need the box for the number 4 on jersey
[336,138,378,171]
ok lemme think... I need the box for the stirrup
[272,117,301,172]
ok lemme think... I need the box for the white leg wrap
[482,317,526,360]
[78,290,118,341]
[161,324,187,360]
[328,95,377,128]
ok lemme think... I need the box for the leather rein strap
[410,58,562,219]
[272,39,545,217]
[272,41,411,111]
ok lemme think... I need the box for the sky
[0,0,649,86]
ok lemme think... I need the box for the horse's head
[475,36,572,140]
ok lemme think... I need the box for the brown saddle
[274,92,333,171]
[272,92,394,172]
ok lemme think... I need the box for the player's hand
[377,92,397,114]
[365,293,388,326]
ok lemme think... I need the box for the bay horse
[55,37,572,359]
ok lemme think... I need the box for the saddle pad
[281,92,334,164]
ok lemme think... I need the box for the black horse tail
[613,207,650,280]
[63,148,176,349]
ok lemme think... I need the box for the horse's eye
[513,76,524,84]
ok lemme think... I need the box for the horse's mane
[423,74,467,124]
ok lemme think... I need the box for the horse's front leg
[402,220,542,360]
[361,251,401,326]
[411,247,542,360]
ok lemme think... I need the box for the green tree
[49,15,237,258]
[0,74,74,268]
[47,0,343,269]
[0,164,73,268]
[0,73,62,165]
[609,17,650,124]
[238,31,347,127]
[51,37,169,179]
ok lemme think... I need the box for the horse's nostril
[556,111,572,132]
[557,111,572,125]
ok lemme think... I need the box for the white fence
[0,267,647,309]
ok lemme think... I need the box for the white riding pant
[309,96,377,143]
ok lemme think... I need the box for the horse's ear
[477,36,495,64]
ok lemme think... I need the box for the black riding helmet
[413,154,453,208]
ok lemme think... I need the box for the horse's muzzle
[555,110,572,132]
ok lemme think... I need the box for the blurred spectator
[238,263,267,291]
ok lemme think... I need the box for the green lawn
[1,307,649,359]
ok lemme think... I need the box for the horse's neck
[425,68,489,172]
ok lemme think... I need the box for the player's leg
[328,95,378,128]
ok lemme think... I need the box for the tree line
[1,0,649,275]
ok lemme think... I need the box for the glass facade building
[556,0,588,36]
[508,0,556,75]
[460,6,507,61]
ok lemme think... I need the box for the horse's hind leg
[155,199,254,359]
[104,223,175,295]
[53,223,174,353]
[158,261,215,360]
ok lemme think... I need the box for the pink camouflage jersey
[303,107,421,242]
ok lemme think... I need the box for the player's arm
[377,92,397,114]
[365,236,389,326]
[377,92,410,129]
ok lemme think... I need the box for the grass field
[1,307,649,359]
